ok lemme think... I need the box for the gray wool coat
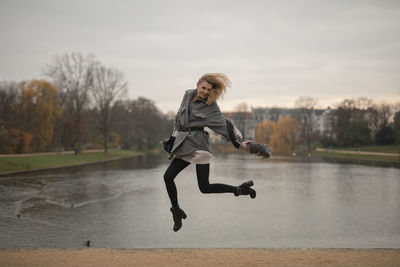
[171,89,243,156]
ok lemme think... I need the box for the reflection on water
[0,153,399,248]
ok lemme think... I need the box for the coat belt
[179,126,204,132]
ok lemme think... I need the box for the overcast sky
[1,0,399,112]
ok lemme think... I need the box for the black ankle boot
[234,180,256,199]
[170,205,187,232]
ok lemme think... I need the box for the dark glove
[161,135,175,153]
[247,142,272,158]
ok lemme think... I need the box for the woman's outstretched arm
[205,104,253,151]
[206,103,272,157]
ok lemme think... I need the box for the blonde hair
[197,73,231,105]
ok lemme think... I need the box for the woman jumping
[163,73,270,232]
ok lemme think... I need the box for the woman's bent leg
[163,158,190,207]
[196,164,235,194]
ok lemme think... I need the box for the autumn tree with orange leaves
[255,116,299,154]
[17,80,62,151]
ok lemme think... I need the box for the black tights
[163,158,236,207]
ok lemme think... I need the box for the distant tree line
[252,96,400,154]
[0,52,171,154]
[1,52,399,155]
[321,98,400,148]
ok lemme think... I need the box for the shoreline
[1,147,399,177]
[315,147,400,157]
[311,153,400,168]
[242,153,400,168]
[0,151,147,177]
[212,143,400,167]
[1,248,399,266]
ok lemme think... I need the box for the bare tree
[294,96,318,153]
[43,52,99,151]
[0,81,20,128]
[92,66,127,153]
[393,102,400,114]
[354,97,374,110]
[376,102,394,127]
[112,97,167,150]
[233,102,250,139]
[0,81,21,153]
[393,110,400,144]
[335,99,355,110]
[129,97,166,150]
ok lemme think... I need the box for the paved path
[315,148,399,157]
[0,248,399,267]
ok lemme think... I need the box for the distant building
[208,107,337,143]
[252,107,293,125]
[223,111,254,140]
[208,106,382,145]
[312,107,335,137]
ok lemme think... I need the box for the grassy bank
[313,150,400,162]
[0,149,144,175]
[327,144,400,154]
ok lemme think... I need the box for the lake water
[0,153,399,248]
